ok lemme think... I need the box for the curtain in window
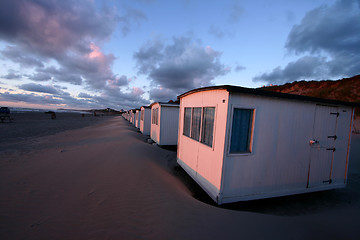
[191,108,202,141]
[230,108,252,153]
[152,108,158,124]
[152,109,155,124]
[183,108,191,137]
[201,107,215,147]
[155,108,159,125]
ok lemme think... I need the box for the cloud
[253,56,327,84]
[18,83,60,94]
[0,46,44,68]
[254,0,360,84]
[148,87,178,102]
[78,92,93,99]
[0,0,149,110]
[118,8,147,36]
[229,2,244,23]
[234,64,246,72]
[208,25,226,39]
[0,92,63,105]
[134,36,229,101]
[1,70,22,80]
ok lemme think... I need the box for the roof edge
[177,85,360,107]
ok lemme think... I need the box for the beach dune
[0,116,359,239]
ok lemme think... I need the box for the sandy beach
[0,115,359,239]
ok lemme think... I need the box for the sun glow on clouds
[88,43,103,59]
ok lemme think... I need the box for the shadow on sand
[172,162,360,216]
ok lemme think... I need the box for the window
[183,108,191,137]
[152,108,159,125]
[183,106,215,148]
[141,110,144,121]
[229,108,253,153]
[201,107,215,147]
[191,108,202,141]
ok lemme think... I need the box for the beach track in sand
[0,116,359,240]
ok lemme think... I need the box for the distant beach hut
[177,85,359,204]
[124,110,130,121]
[150,102,179,145]
[140,106,151,135]
[135,109,141,128]
[131,109,136,125]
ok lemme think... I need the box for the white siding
[220,93,353,203]
[150,103,160,144]
[151,103,179,145]
[140,107,151,135]
[178,89,354,204]
[135,110,141,128]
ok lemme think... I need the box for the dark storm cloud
[134,36,229,101]
[33,67,82,85]
[19,83,60,94]
[0,0,117,58]
[0,0,149,109]
[1,70,23,80]
[78,92,93,99]
[254,0,360,84]
[253,56,327,84]
[0,92,63,105]
[1,46,44,68]
[285,0,360,55]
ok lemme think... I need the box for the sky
[0,0,359,111]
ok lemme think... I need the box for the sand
[0,116,359,239]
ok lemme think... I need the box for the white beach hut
[124,110,130,121]
[140,106,151,135]
[135,109,141,128]
[177,85,358,204]
[150,102,179,145]
[131,109,136,125]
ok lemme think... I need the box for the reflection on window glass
[230,108,253,153]
[201,107,215,147]
[191,108,202,141]
[183,108,191,137]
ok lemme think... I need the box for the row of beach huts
[123,85,359,204]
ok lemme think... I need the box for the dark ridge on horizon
[260,75,360,115]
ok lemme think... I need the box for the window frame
[152,107,159,125]
[227,106,255,155]
[183,107,192,137]
[200,107,216,147]
[182,106,216,149]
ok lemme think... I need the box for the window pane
[191,108,202,141]
[152,109,155,124]
[156,108,159,125]
[230,108,253,153]
[183,107,191,137]
[141,110,144,121]
[201,107,215,147]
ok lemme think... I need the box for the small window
[141,110,144,121]
[230,108,253,153]
[152,108,159,125]
[183,108,191,137]
[191,108,202,141]
[201,107,215,147]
